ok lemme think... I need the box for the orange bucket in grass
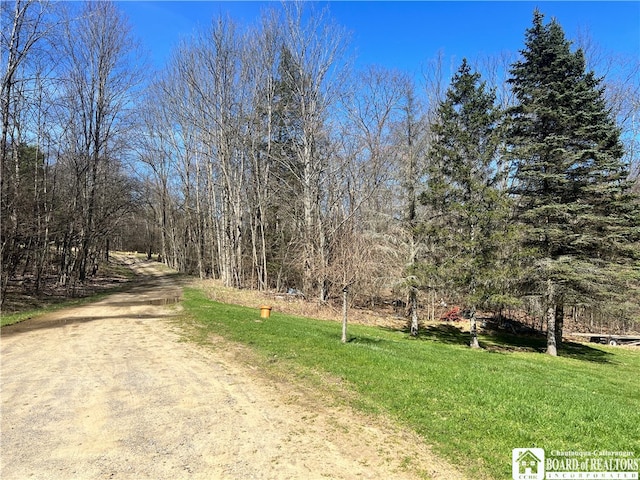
[260,306,272,318]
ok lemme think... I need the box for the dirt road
[1,258,463,480]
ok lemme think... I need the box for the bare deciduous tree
[276,2,348,299]
[1,0,56,300]
[56,0,142,285]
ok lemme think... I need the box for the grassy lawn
[182,287,640,479]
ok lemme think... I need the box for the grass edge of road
[173,291,454,480]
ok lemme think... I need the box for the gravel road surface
[1,258,464,480]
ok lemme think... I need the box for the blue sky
[118,1,639,76]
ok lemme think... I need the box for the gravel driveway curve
[1,257,464,480]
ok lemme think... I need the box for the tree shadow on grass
[347,336,385,345]
[480,329,547,353]
[421,324,471,346]
[381,323,615,363]
[558,341,615,364]
[379,323,471,346]
[480,330,615,363]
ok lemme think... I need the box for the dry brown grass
[191,278,411,331]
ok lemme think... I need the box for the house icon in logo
[512,448,545,480]
[517,450,541,474]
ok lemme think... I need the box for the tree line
[2,1,639,354]
[1,1,142,297]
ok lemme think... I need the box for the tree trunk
[554,303,564,349]
[409,286,419,336]
[469,306,480,348]
[302,167,315,296]
[546,279,558,356]
[341,287,348,343]
[194,152,205,279]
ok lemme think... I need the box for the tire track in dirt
[1,257,465,480]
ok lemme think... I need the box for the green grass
[182,287,640,479]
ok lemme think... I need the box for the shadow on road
[1,259,186,337]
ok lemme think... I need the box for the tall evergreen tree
[421,59,510,347]
[507,11,640,355]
